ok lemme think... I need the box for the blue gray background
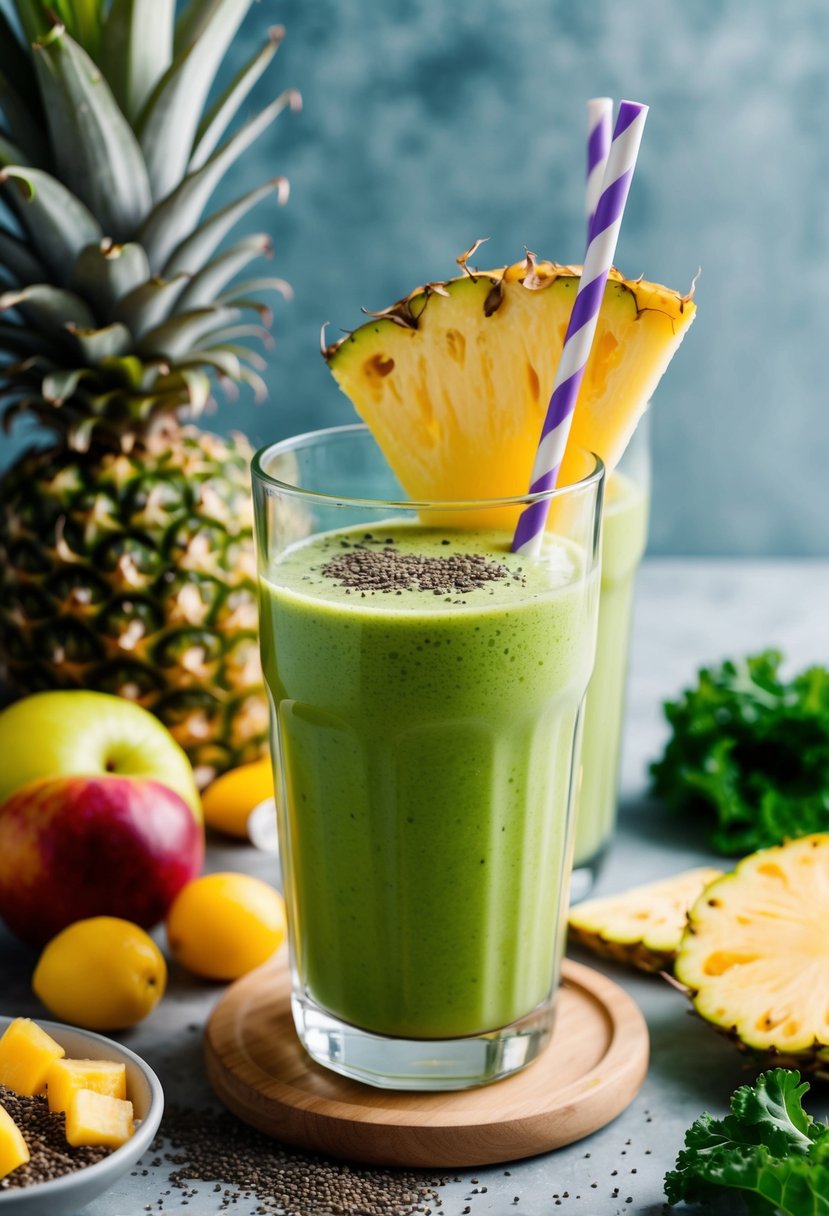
[5,0,829,555]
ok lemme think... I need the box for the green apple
[0,691,201,820]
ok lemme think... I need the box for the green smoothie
[259,524,597,1039]
[573,472,649,867]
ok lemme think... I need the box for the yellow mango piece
[0,1104,29,1179]
[0,1018,65,1096]
[45,1058,126,1115]
[202,757,275,839]
[65,1088,134,1149]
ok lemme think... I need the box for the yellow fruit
[0,1017,64,1096]
[33,917,167,1030]
[64,1089,134,1148]
[568,867,724,973]
[675,834,829,1076]
[201,758,275,839]
[326,259,695,525]
[45,1058,127,1114]
[0,1104,29,1179]
[166,873,286,981]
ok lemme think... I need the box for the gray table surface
[2,558,828,1216]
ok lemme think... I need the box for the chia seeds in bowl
[0,1085,111,1190]
[0,1016,163,1216]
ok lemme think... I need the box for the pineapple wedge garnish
[325,258,695,522]
[568,867,724,973]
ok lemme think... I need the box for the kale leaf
[651,650,829,854]
[665,1069,829,1215]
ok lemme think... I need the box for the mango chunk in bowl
[0,1015,163,1216]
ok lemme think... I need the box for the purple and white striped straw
[586,97,612,239]
[512,99,648,556]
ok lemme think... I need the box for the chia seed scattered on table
[0,1083,110,1189]
[153,1105,448,1216]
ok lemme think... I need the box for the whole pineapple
[0,0,300,785]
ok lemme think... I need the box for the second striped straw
[512,99,648,556]
[586,97,612,239]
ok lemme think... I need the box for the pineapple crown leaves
[0,0,300,451]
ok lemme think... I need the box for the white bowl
[0,1015,163,1216]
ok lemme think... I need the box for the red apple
[0,775,204,946]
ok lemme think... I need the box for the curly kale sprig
[665,1070,829,1215]
[651,651,829,854]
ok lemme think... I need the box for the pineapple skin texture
[0,428,267,787]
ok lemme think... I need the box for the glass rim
[251,423,604,511]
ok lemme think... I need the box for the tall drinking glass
[252,425,603,1090]
[571,416,650,899]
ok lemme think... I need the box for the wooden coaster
[204,955,648,1168]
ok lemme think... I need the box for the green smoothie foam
[260,523,597,1039]
[574,471,649,867]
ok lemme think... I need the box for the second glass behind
[252,425,603,1090]
[571,415,650,898]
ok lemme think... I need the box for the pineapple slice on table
[568,867,724,973]
[675,835,829,1077]
[325,258,695,520]
[45,1058,127,1115]
[0,1018,65,1096]
[0,1105,29,1180]
[64,1089,134,1149]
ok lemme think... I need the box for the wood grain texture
[204,956,649,1167]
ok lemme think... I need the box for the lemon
[33,917,167,1030]
[201,758,275,839]
[166,873,286,981]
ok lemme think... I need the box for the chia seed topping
[321,544,519,595]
